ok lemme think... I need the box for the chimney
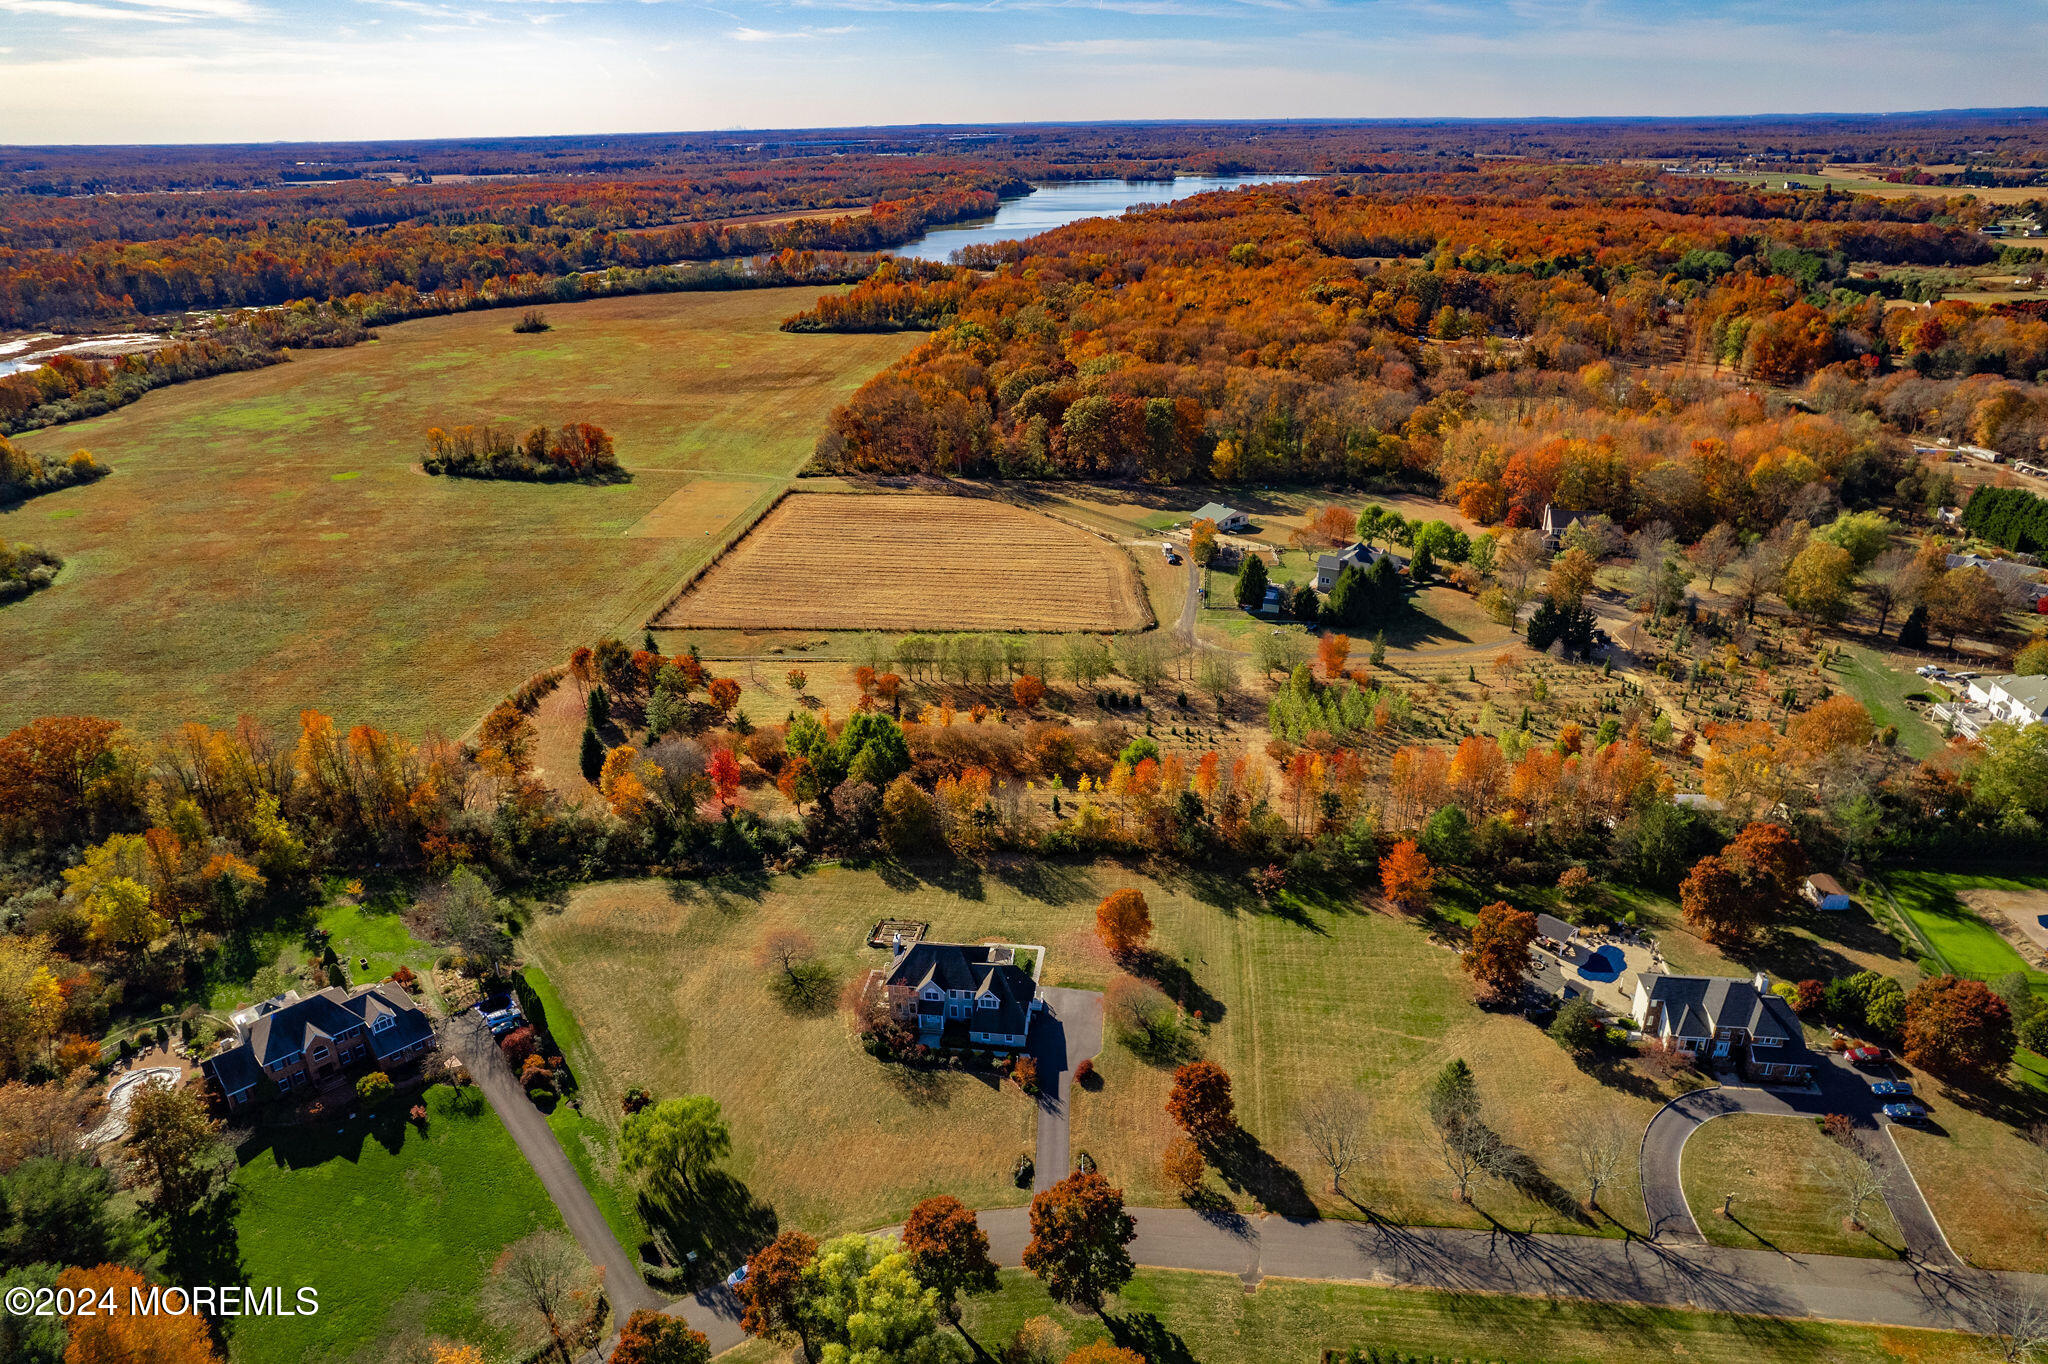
[891,932,905,960]
[1752,972,1770,993]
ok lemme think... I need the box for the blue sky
[0,0,2043,145]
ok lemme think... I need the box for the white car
[726,1263,748,1290]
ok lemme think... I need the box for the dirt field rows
[655,492,1152,632]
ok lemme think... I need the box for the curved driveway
[1640,1056,1956,1265]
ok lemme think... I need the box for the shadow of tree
[638,1170,779,1282]
[1106,1311,1198,1364]
[1211,1131,1319,1220]
[1129,948,1226,1026]
[985,857,1094,905]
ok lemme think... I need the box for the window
[372,1013,395,1033]
[978,995,996,1009]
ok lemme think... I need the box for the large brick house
[1632,971,1814,1082]
[880,940,1043,1050]
[201,983,436,1110]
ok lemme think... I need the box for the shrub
[1012,1153,1034,1188]
[355,1071,395,1106]
[500,1025,538,1065]
[409,1103,428,1127]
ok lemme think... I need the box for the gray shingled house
[881,941,1043,1050]
[201,982,436,1110]
[1631,971,1814,1081]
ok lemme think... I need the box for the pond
[896,174,1311,262]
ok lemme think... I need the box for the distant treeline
[424,422,621,482]
[1961,483,2048,554]
[0,249,883,437]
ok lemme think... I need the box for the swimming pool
[1576,945,1627,983]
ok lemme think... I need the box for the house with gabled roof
[1539,504,1586,550]
[1631,971,1813,1081]
[201,982,436,1111]
[1190,502,1250,533]
[1315,541,1387,592]
[880,940,1043,1050]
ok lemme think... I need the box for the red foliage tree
[1461,900,1538,1002]
[900,1194,999,1316]
[708,749,744,815]
[1166,1060,1236,1145]
[1022,1171,1136,1309]
[610,1309,710,1364]
[1903,975,2016,1083]
[737,1230,818,1354]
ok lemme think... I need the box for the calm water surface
[897,174,1310,262]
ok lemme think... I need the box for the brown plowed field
[654,492,1149,632]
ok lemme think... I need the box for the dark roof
[887,943,1038,1039]
[202,1046,262,1096]
[1640,973,1812,1061]
[1541,505,1585,534]
[1316,543,1374,576]
[211,982,429,1083]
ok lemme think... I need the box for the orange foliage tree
[1378,839,1436,914]
[57,1264,221,1364]
[1461,900,1538,1002]
[1095,889,1153,959]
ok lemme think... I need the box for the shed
[1803,874,1853,912]
[1191,502,1250,533]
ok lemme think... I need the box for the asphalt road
[670,1204,2040,1354]
[1639,1056,1957,1265]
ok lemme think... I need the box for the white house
[1191,502,1250,533]
[1314,541,1385,592]
[1967,674,2048,728]
[1631,971,1815,1081]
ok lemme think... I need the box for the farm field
[652,491,1152,632]
[226,1083,564,1364]
[721,1266,1973,1364]
[0,288,916,738]
[1679,1115,1905,1259]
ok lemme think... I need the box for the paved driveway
[448,1014,664,1318]
[1029,986,1105,1192]
[1640,1055,1956,1265]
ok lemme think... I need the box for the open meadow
[0,288,916,737]
[653,491,1152,633]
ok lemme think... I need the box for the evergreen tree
[587,686,610,730]
[579,724,604,783]
[1235,553,1269,609]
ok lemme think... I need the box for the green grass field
[1835,647,1942,760]
[0,289,915,739]
[1882,870,2048,992]
[722,1266,1972,1364]
[1680,1116,1905,1259]
[226,1083,564,1363]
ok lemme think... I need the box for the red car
[1847,1045,1890,1066]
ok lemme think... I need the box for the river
[895,174,1310,262]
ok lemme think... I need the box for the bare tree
[756,929,816,986]
[1810,1134,1895,1233]
[484,1230,596,1362]
[1687,523,1741,591]
[1564,1112,1631,1213]
[1436,1118,1502,1204]
[1977,1292,2048,1364]
[1496,529,1550,601]
[1296,1085,1371,1196]
[1196,651,1238,704]
[1117,634,1169,690]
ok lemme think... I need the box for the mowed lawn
[722,1267,1969,1364]
[1834,647,1941,760]
[523,864,1686,1241]
[1883,870,2048,991]
[227,1083,564,1363]
[1680,1116,1905,1259]
[0,289,915,738]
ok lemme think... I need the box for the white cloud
[730,22,857,38]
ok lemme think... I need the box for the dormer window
[372,1013,395,1033]
[978,994,996,1009]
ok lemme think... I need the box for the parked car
[1846,1045,1889,1066]
[1870,1080,1913,1096]
[725,1263,749,1290]
[1881,1102,1927,1125]
[476,994,526,1036]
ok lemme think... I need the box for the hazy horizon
[2,0,2044,146]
